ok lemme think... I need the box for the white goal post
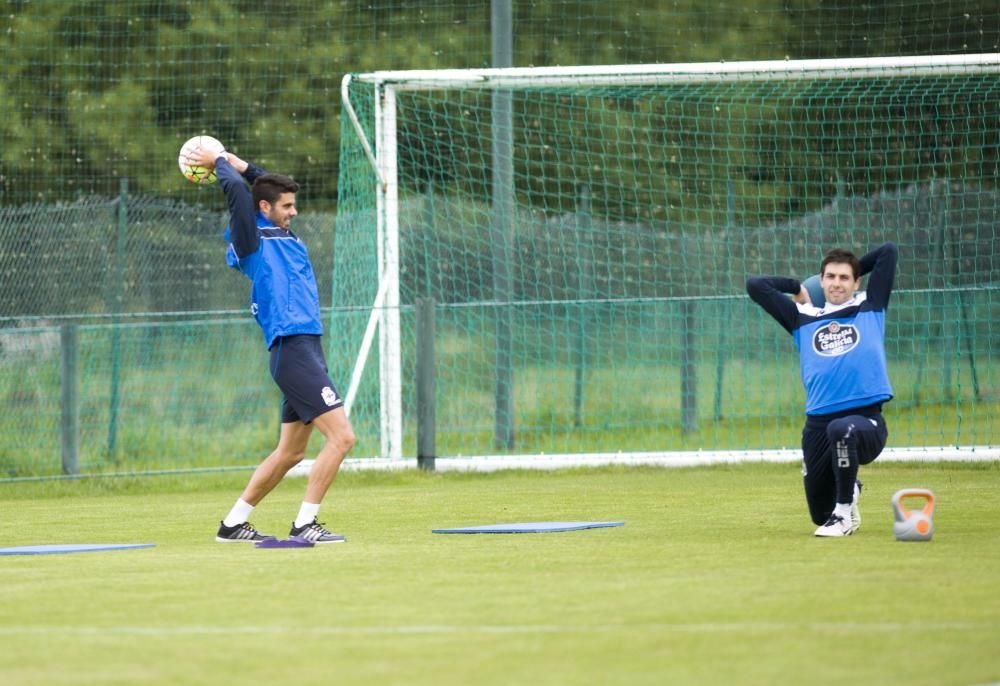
[334,53,1000,469]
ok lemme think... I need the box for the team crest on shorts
[812,320,860,356]
[321,386,340,406]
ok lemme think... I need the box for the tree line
[1,0,996,208]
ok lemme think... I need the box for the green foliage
[2,1,998,206]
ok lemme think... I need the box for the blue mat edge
[432,521,625,534]
[0,543,155,556]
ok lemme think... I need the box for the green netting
[1,1,998,477]
[335,67,999,458]
[0,194,337,477]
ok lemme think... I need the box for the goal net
[335,55,1000,465]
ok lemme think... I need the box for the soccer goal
[333,54,1000,467]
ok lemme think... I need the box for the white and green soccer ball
[177,135,225,185]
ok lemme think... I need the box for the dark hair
[252,173,300,207]
[820,248,861,279]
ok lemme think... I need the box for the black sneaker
[216,521,277,543]
[289,518,346,544]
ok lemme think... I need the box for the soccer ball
[178,135,226,185]
[801,274,826,307]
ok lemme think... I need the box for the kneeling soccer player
[746,243,898,537]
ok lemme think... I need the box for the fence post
[416,297,436,471]
[681,301,698,434]
[713,181,737,421]
[574,184,592,427]
[108,176,127,457]
[61,324,79,475]
[491,0,515,450]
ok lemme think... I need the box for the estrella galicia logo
[812,320,860,356]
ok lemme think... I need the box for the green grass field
[1,462,998,685]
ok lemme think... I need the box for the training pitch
[0,462,997,685]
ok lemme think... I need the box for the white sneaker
[851,481,863,531]
[815,514,854,537]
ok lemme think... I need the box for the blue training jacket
[216,157,323,349]
[746,243,897,416]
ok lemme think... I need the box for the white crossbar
[353,54,1000,90]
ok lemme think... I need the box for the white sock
[222,499,255,528]
[294,502,321,529]
[833,502,852,520]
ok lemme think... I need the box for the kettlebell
[892,489,935,542]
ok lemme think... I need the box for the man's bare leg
[240,420,314,505]
[216,421,314,542]
[303,406,356,504]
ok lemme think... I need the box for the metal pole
[491,0,514,449]
[957,290,982,401]
[714,181,737,421]
[574,184,592,428]
[935,180,954,400]
[681,301,698,434]
[61,325,79,475]
[108,177,127,457]
[416,298,436,471]
[377,86,404,458]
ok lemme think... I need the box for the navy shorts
[801,410,888,524]
[269,335,344,424]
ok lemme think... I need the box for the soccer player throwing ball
[188,145,356,544]
[746,243,898,537]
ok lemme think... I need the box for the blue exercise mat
[432,521,624,534]
[0,543,155,556]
